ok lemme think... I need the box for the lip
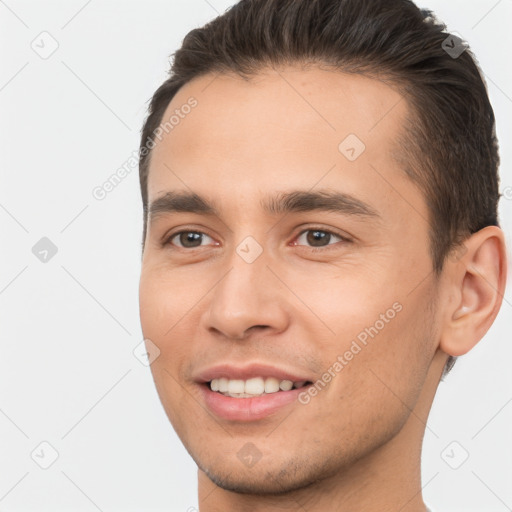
[194,363,312,384]
[194,363,313,422]
[199,384,308,422]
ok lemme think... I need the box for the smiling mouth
[207,377,313,398]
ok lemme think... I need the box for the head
[138,0,506,497]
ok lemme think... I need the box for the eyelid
[163,224,352,251]
[292,226,352,250]
[295,224,352,240]
[164,227,218,248]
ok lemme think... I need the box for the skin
[138,65,507,512]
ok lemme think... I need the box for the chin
[190,440,359,497]
[199,459,329,496]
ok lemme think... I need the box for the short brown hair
[138,0,502,375]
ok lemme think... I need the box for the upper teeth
[210,377,306,396]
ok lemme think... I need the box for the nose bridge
[204,238,288,339]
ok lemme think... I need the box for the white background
[0,1,511,511]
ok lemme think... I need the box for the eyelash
[163,227,351,252]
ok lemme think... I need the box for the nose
[203,250,289,340]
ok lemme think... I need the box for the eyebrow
[147,189,380,225]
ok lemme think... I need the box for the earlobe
[439,226,507,357]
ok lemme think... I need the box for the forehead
[147,65,418,216]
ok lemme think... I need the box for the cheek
[139,272,200,432]
[301,271,434,406]
[288,271,400,353]
[340,293,434,419]
[139,270,193,376]
[139,267,196,337]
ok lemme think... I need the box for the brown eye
[168,231,213,249]
[295,229,347,249]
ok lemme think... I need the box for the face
[139,65,440,494]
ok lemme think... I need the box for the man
[137,0,507,510]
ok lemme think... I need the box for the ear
[439,226,508,357]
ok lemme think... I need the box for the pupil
[307,230,329,247]
[181,232,202,247]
